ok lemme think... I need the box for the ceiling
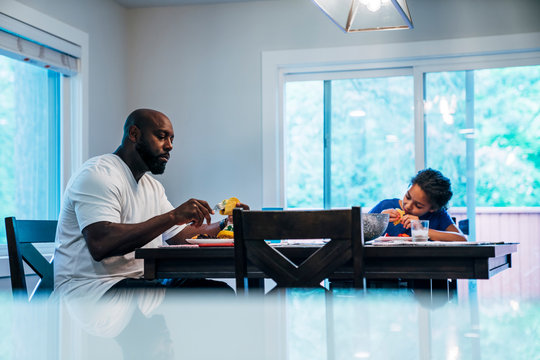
[114,0,263,8]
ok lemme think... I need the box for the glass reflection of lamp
[312,0,413,32]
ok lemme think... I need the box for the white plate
[373,236,412,242]
[185,238,234,245]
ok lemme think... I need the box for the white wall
[16,0,129,159]
[124,0,540,209]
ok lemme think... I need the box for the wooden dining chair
[233,207,364,293]
[458,219,469,235]
[5,217,57,300]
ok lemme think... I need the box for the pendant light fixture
[312,0,413,33]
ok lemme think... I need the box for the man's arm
[82,198,213,261]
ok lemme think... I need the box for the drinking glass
[411,220,429,242]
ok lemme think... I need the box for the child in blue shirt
[369,168,466,242]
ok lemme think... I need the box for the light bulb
[366,0,381,12]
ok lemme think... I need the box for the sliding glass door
[284,64,539,246]
[425,65,540,239]
[285,72,414,210]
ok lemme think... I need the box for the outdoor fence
[451,207,540,300]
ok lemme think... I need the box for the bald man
[53,109,244,301]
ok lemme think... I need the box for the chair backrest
[233,207,364,292]
[458,219,469,235]
[5,217,57,300]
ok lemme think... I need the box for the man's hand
[227,202,250,223]
[170,201,250,244]
[173,198,214,227]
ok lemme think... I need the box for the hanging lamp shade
[312,0,413,32]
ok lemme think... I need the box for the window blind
[0,13,79,76]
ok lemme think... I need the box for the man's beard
[136,140,167,175]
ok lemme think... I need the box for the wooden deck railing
[450,207,540,300]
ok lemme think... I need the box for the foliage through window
[425,65,540,206]
[0,55,61,244]
[285,75,414,209]
[285,64,539,209]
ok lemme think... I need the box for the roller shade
[0,13,79,76]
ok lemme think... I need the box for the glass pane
[426,65,540,207]
[0,55,60,244]
[424,71,468,207]
[285,81,324,208]
[475,65,540,206]
[331,76,414,208]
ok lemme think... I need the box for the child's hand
[382,209,403,224]
[401,214,419,229]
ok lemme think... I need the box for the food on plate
[216,196,240,215]
[217,224,234,239]
[191,233,212,239]
[191,229,234,240]
[384,233,410,237]
[217,230,234,239]
[393,208,405,225]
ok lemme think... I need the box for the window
[283,63,539,211]
[285,81,324,208]
[285,74,414,209]
[264,33,540,306]
[425,65,540,207]
[0,55,61,244]
[0,10,85,245]
[474,66,540,206]
[276,46,540,302]
[424,70,469,207]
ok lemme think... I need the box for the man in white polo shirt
[53,109,244,303]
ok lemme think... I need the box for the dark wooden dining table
[135,242,518,284]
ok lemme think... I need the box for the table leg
[247,278,265,294]
[143,259,156,280]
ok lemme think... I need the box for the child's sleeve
[369,200,385,213]
[438,210,454,230]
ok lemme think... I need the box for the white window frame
[0,0,88,261]
[262,32,540,209]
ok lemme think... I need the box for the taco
[393,208,405,225]
[216,197,240,216]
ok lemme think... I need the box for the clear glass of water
[411,220,429,242]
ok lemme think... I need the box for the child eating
[369,168,466,242]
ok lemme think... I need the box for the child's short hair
[411,168,453,210]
